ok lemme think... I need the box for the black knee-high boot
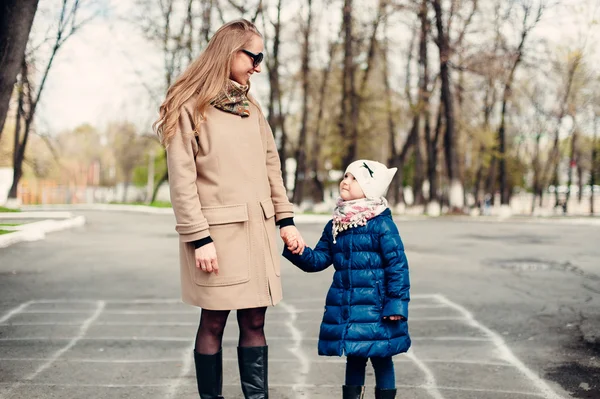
[237,346,268,399]
[193,349,224,399]
[375,387,397,399]
[342,385,365,399]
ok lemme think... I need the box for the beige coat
[166,98,293,310]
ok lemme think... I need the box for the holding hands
[383,315,406,321]
[281,226,305,255]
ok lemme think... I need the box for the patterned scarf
[332,197,388,243]
[211,80,251,117]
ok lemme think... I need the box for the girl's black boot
[342,385,365,399]
[375,387,397,399]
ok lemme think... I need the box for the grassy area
[109,201,172,208]
[0,223,20,227]
[0,229,13,235]
[0,206,20,213]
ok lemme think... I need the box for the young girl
[283,160,410,399]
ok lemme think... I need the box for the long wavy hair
[153,19,262,147]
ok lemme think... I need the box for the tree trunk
[310,39,336,204]
[382,13,399,205]
[428,102,443,202]
[201,0,213,44]
[340,0,358,168]
[577,160,583,203]
[564,127,577,214]
[431,0,462,210]
[122,178,130,203]
[0,0,39,140]
[8,0,94,200]
[266,0,286,188]
[414,0,431,206]
[531,132,542,214]
[292,0,312,205]
[591,117,597,216]
[151,168,168,203]
[496,31,527,205]
[8,61,27,200]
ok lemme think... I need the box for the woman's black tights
[195,307,267,355]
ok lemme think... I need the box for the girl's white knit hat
[345,160,397,199]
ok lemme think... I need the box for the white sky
[31,0,599,135]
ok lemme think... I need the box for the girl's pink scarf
[332,197,388,243]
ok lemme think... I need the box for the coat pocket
[260,198,280,276]
[375,280,384,310]
[186,204,251,287]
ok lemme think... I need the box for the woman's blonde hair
[153,19,262,146]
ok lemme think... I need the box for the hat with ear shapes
[344,160,398,199]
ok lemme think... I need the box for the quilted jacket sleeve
[283,222,333,273]
[379,217,410,319]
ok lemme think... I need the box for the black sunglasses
[241,49,263,68]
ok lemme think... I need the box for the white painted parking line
[280,294,438,304]
[406,350,445,399]
[434,294,565,399]
[0,356,515,368]
[21,309,196,314]
[0,317,465,327]
[164,343,194,399]
[0,381,547,396]
[30,299,98,304]
[0,336,492,343]
[437,385,548,397]
[0,301,32,323]
[0,300,106,399]
[0,296,566,399]
[278,301,310,399]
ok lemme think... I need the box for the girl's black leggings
[345,355,395,389]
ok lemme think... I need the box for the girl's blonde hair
[153,19,262,146]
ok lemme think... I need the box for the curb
[0,211,74,220]
[22,204,174,215]
[0,216,86,249]
[15,204,600,226]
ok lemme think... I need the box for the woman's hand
[280,226,305,255]
[195,242,219,275]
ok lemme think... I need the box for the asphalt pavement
[0,210,598,399]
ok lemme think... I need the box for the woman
[154,19,305,399]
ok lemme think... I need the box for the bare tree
[431,0,462,211]
[0,0,39,141]
[262,0,288,187]
[382,10,400,205]
[564,115,579,212]
[339,0,359,167]
[541,51,582,209]
[308,37,336,204]
[592,113,598,215]
[109,122,150,202]
[137,0,216,202]
[292,0,313,204]
[493,2,544,206]
[8,0,96,200]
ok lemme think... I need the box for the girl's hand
[280,226,305,255]
[195,242,219,275]
[383,315,405,321]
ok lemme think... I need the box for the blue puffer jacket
[283,208,410,358]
